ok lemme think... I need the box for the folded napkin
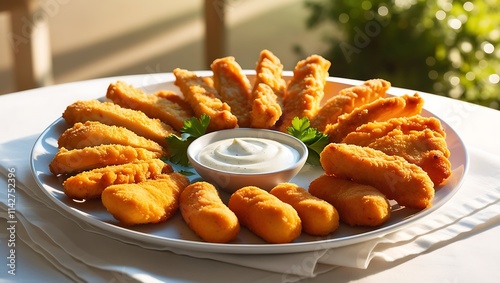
[1,134,499,282]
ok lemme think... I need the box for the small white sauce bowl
[187,128,308,193]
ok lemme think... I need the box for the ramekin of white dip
[187,128,308,193]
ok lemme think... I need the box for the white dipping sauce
[197,138,299,173]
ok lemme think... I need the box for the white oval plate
[30,73,468,254]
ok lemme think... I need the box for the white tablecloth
[1,74,499,282]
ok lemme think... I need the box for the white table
[1,73,499,282]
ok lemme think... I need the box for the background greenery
[300,0,500,109]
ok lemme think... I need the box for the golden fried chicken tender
[106,81,194,131]
[311,79,391,131]
[58,121,165,154]
[270,183,339,236]
[342,115,451,185]
[102,172,190,226]
[49,144,162,175]
[173,68,238,132]
[324,94,424,143]
[249,50,285,129]
[211,56,253,127]
[342,115,446,147]
[320,143,434,209]
[62,100,177,145]
[180,182,240,243]
[63,159,171,200]
[309,174,391,227]
[278,55,331,132]
[228,186,302,244]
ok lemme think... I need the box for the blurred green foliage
[301,0,500,109]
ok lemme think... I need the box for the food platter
[30,73,469,254]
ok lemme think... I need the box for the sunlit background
[1,0,498,109]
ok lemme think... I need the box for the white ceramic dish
[188,128,308,192]
[30,72,469,254]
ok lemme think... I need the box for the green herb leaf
[165,114,210,166]
[287,117,329,166]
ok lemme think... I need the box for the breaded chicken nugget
[62,100,177,145]
[309,175,391,227]
[270,183,339,236]
[320,143,434,209]
[311,79,390,131]
[102,172,189,226]
[49,144,162,175]
[173,68,238,132]
[228,186,302,244]
[63,159,171,200]
[58,121,165,154]
[278,55,331,132]
[180,182,240,243]
[106,81,194,131]
[249,50,286,129]
[324,94,424,143]
[211,56,252,127]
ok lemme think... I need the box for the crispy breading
[62,100,177,145]
[228,186,302,244]
[249,83,283,129]
[320,143,434,209]
[324,93,424,143]
[249,50,285,129]
[278,55,331,132]
[58,121,165,154]
[62,159,171,200]
[211,56,253,127]
[342,115,446,147]
[311,79,391,131]
[106,81,194,131]
[102,172,190,226]
[342,115,451,185]
[180,182,240,243]
[309,174,391,227]
[252,49,286,101]
[49,144,162,175]
[173,68,238,132]
[270,183,339,236]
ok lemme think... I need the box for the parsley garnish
[166,114,210,166]
[287,117,329,166]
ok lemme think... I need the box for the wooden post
[204,0,226,68]
[5,0,53,91]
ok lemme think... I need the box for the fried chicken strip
[270,183,339,236]
[278,55,331,132]
[58,121,165,154]
[102,172,190,226]
[63,159,171,200]
[320,143,434,209]
[62,100,177,145]
[173,68,238,132]
[211,56,252,127]
[311,79,391,131]
[309,174,391,227]
[180,182,240,243]
[250,50,285,129]
[228,186,302,244]
[106,81,194,131]
[342,116,451,185]
[324,93,424,143]
[49,144,162,175]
